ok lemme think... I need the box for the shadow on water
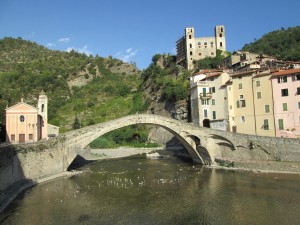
[67,155,97,171]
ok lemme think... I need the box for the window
[237,95,246,108]
[190,44,192,48]
[238,83,242,89]
[237,99,246,108]
[211,52,214,55]
[298,102,300,109]
[20,115,25,122]
[204,109,208,118]
[219,33,222,38]
[221,27,224,32]
[283,103,288,111]
[278,119,284,130]
[297,87,300,95]
[41,104,44,112]
[29,134,33,140]
[212,111,216,120]
[220,42,223,47]
[292,73,300,81]
[204,42,207,45]
[189,35,192,39]
[256,80,260,87]
[257,92,262,99]
[210,87,216,93]
[198,42,201,45]
[11,134,15,141]
[277,76,287,83]
[190,51,193,56]
[281,89,289,97]
[202,99,209,105]
[241,116,245,123]
[263,119,269,130]
[212,99,215,105]
[265,105,270,113]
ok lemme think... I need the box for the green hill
[242,26,300,61]
[0,37,146,133]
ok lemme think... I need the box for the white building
[190,70,230,131]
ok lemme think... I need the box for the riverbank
[212,158,300,175]
[79,146,166,160]
[81,148,300,175]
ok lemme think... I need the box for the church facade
[5,91,50,144]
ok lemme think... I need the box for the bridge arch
[62,114,213,169]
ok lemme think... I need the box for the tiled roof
[272,68,300,77]
[230,70,257,77]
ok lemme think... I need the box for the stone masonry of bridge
[1,114,300,212]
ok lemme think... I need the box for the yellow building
[227,70,276,136]
[227,71,257,135]
[252,71,275,137]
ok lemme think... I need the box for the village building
[190,70,230,131]
[176,26,226,70]
[271,68,300,138]
[252,70,276,137]
[5,91,59,144]
[227,70,257,135]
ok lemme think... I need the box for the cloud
[58,37,70,44]
[66,45,93,55]
[46,43,56,47]
[115,48,138,62]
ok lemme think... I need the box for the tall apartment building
[190,70,230,131]
[271,68,300,138]
[177,26,226,70]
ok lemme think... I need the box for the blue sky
[0,0,299,69]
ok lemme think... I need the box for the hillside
[0,37,143,133]
[242,26,300,61]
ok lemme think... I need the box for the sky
[0,0,299,69]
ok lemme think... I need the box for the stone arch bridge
[60,114,237,169]
[2,114,300,212]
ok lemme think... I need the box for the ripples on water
[1,155,300,225]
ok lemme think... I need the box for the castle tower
[185,27,195,70]
[215,25,226,52]
[37,91,48,140]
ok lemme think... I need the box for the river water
[1,155,300,225]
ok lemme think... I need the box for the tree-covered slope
[0,37,144,133]
[242,26,300,61]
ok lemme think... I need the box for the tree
[72,116,81,129]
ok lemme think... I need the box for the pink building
[271,68,300,138]
[5,92,48,143]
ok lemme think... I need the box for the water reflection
[1,156,300,225]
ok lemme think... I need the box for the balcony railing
[200,92,212,99]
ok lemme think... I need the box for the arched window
[20,115,25,122]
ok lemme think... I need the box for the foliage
[72,116,81,129]
[89,125,160,149]
[141,54,190,102]
[242,26,300,61]
[194,49,227,71]
[0,37,143,133]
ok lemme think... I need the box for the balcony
[200,92,212,99]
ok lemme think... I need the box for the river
[1,155,300,225]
